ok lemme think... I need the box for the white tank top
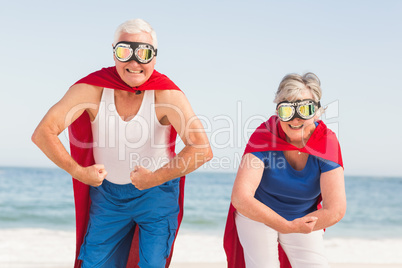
[91,88,172,184]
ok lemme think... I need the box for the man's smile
[127,69,143,74]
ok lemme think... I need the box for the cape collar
[73,66,180,92]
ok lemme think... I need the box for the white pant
[235,212,329,268]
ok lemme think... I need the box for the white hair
[274,72,324,116]
[113,19,158,48]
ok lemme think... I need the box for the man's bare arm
[31,84,107,186]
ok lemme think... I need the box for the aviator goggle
[276,99,321,122]
[113,41,157,64]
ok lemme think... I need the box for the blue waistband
[93,177,180,198]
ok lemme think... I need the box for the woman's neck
[286,123,316,148]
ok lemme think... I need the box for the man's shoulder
[70,83,104,92]
[67,83,104,102]
[154,89,184,101]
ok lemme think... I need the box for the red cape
[223,116,343,268]
[68,67,184,268]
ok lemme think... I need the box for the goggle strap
[276,99,320,109]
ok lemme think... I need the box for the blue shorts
[78,178,180,268]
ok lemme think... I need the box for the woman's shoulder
[249,150,283,161]
[311,155,341,173]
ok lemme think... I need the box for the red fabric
[73,67,180,91]
[223,116,343,268]
[68,67,183,268]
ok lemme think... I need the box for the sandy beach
[1,229,402,268]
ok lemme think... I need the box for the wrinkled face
[113,31,156,87]
[278,88,317,146]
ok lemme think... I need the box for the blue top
[251,150,340,221]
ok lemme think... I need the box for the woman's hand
[282,216,318,234]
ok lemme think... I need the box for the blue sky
[0,0,401,177]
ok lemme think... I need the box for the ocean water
[1,166,402,264]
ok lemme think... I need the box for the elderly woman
[224,73,346,268]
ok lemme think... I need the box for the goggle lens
[298,104,315,117]
[278,106,294,121]
[115,46,132,61]
[136,48,153,62]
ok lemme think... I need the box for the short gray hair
[113,18,158,48]
[274,72,324,116]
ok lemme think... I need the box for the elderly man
[32,18,212,268]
